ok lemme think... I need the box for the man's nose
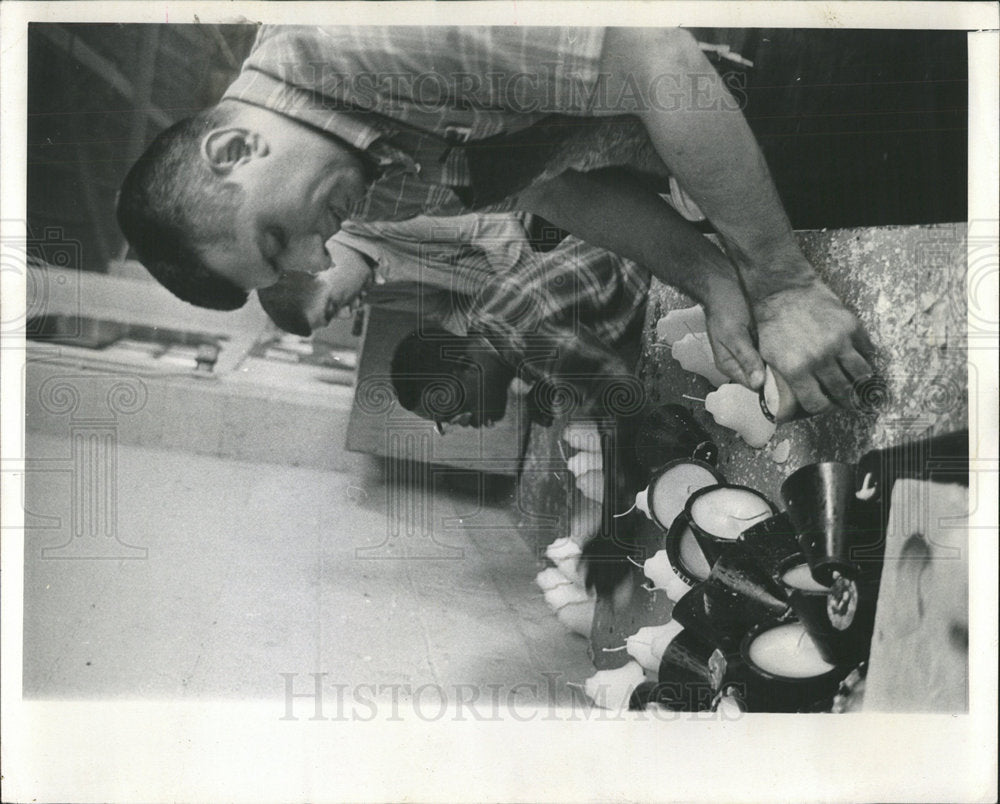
[278,234,331,275]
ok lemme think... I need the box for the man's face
[199,108,369,292]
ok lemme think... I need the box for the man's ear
[201,128,268,176]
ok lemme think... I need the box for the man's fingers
[839,350,875,407]
[787,370,834,415]
[709,324,765,390]
[816,362,855,409]
[852,326,878,363]
[722,340,765,390]
[713,349,749,388]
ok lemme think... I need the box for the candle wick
[626,555,644,569]
[613,502,637,519]
[565,682,585,690]
[682,394,706,404]
[856,471,877,501]
[602,645,629,653]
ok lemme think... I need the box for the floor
[22,432,593,708]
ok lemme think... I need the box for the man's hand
[703,281,765,390]
[752,278,876,413]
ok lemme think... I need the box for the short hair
[116,102,249,311]
[390,327,467,417]
[257,271,321,337]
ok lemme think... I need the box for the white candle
[656,305,706,346]
[567,449,602,477]
[535,567,575,593]
[672,332,730,387]
[583,661,646,711]
[714,692,746,717]
[554,597,595,637]
[545,537,583,585]
[781,562,830,593]
[747,623,836,678]
[643,550,690,600]
[705,383,776,448]
[678,525,712,580]
[649,462,720,528]
[690,487,773,541]
[626,622,684,672]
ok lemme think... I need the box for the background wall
[27,23,257,272]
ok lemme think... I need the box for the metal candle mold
[653,628,728,712]
[738,622,850,713]
[777,554,879,668]
[781,462,861,585]
[685,484,777,567]
[736,511,804,583]
[707,542,793,622]
[664,512,712,589]
[645,458,725,532]
[670,580,780,655]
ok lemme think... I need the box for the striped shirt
[347,214,650,386]
[223,26,670,222]
[334,213,534,297]
[467,234,650,388]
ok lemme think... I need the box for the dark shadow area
[696,28,968,228]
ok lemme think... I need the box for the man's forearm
[517,168,742,310]
[598,28,816,300]
[518,167,765,387]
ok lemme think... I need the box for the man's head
[390,327,516,430]
[117,100,370,310]
[257,245,375,337]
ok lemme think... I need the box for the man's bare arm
[591,28,875,412]
[518,167,763,389]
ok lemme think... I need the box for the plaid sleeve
[465,239,637,407]
[247,26,607,134]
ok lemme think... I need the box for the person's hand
[752,278,876,413]
[703,282,766,390]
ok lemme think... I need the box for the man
[117,25,874,415]
[256,213,536,336]
[386,242,650,431]
[258,213,650,425]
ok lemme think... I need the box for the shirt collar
[225,69,388,152]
